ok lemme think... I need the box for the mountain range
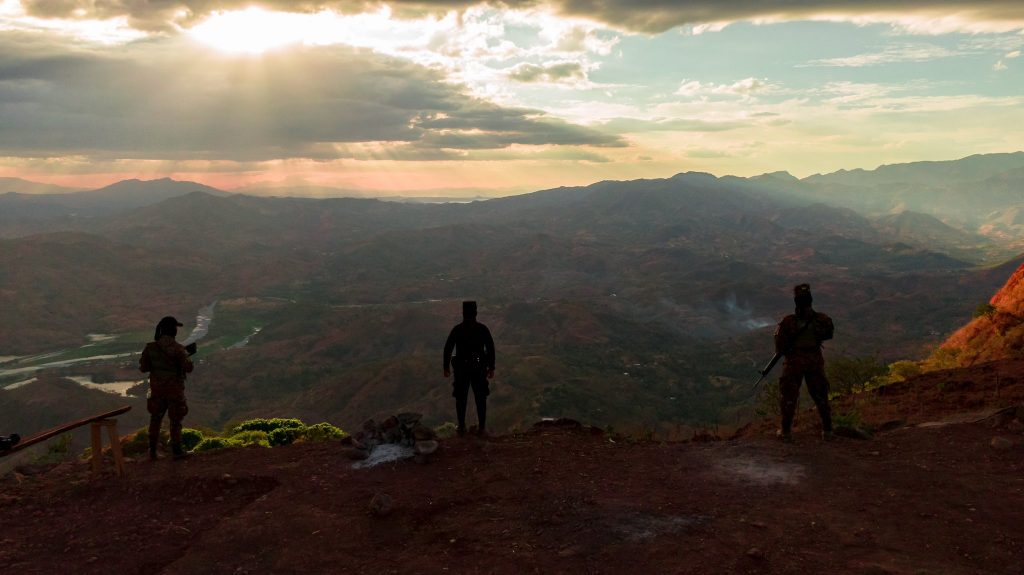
[2,152,1024,434]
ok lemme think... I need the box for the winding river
[1,301,216,393]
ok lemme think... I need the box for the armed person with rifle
[765,284,835,442]
[140,316,196,460]
[443,301,496,437]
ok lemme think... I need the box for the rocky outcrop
[938,262,1024,366]
[347,413,439,465]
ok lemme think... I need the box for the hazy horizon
[4,149,1023,199]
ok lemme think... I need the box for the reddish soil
[2,364,1024,575]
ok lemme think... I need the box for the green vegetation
[827,356,889,397]
[434,422,458,439]
[925,347,961,371]
[974,302,998,318]
[186,418,347,453]
[301,422,347,443]
[181,428,205,452]
[194,437,242,452]
[230,430,271,448]
[231,418,305,435]
[832,410,865,430]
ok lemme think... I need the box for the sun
[188,7,312,54]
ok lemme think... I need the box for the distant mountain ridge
[0,177,81,195]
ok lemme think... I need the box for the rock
[369,493,394,517]
[1007,419,1024,433]
[397,412,423,427]
[990,436,1014,450]
[361,419,377,436]
[834,425,872,440]
[745,547,765,560]
[414,440,438,456]
[380,416,403,443]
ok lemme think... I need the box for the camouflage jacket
[139,336,194,386]
[774,311,834,356]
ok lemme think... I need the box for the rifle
[752,353,783,392]
[751,313,817,394]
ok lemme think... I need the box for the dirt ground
[1,362,1023,575]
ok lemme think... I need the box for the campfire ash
[347,413,439,468]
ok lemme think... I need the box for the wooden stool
[90,419,126,477]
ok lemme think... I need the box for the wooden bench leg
[104,420,126,477]
[91,419,127,477]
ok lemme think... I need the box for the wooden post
[103,420,126,477]
[89,419,127,477]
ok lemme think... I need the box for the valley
[2,153,1023,436]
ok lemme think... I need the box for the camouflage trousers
[778,353,832,434]
[148,379,189,450]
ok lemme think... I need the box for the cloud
[802,43,960,67]
[507,61,588,84]
[1008,50,1022,58]
[0,34,623,161]
[994,59,1008,70]
[597,117,745,133]
[675,77,777,97]
[17,1,1024,34]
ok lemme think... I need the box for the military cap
[158,316,184,328]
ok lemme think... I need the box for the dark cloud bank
[21,1,1024,33]
[0,35,622,161]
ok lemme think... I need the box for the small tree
[826,356,888,397]
[974,302,998,318]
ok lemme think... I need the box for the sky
[0,1,1022,196]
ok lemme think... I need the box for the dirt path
[1,413,1022,575]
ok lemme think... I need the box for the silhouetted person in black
[443,301,495,436]
[774,284,834,442]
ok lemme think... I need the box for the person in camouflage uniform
[774,284,834,442]
[443,301,496,437]
[139,316,193,459]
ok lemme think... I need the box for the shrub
[229,430,271,448]
[827,356,888,397]
[974,302,998,318]
[121,427,169,457]
[268,426,304,446]
[181,428,205,452]
[301,422,347,443]
[925,347,961,371]
[193,437,242,452]
[887,360,922,382]
[832,410,863,429]
[434,422,458,439]
[232,418,305,435]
